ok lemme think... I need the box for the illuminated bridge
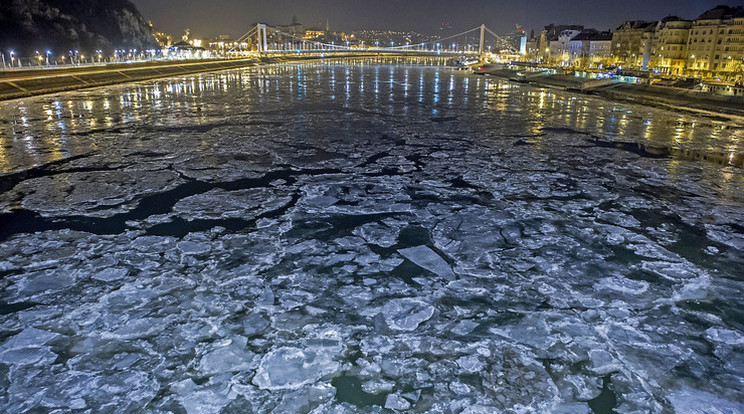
[227,24,518,60]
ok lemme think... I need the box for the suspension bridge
[227,24,518,60]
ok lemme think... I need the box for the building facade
[686,6,744,81]
[649,18,692,75]
[568,31,613,69]
[538,24,583,63]
[528,5,743,82]
[611,20,656,70]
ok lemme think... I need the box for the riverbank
[0,58,278,101]
[482,67,744,118]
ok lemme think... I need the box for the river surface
[0,59,743,413]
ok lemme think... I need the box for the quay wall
[483,67,744,118]
[0,58,281,101]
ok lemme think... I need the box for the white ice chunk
[595,277,649,295]
[456,355,484,373]
[242,313,270,336]
[177,240,211,255]
[451,320,479,336]
[92,267,129,282]
[587,349,621,375]
[21,271,75,294]
[0,327,59,349]
[171,379,231,414]
[669,387,744,414]
[564,374,602,401]
[0,346,57,365]
[253,347,339,390]
[383,298,435,331]
[305,195,339,208]
[362,379,396,394]
[0,327,60,365]
[398,245,455,280]
[385,394,412,411]
[274,384,336,412]
[551,402,592,414]
[705,327,744,346]
[199,337,256,375]
[353,222,399,247]
[450,381,473,395]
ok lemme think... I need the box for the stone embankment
[0,58,274,101]
[482,67,744,118]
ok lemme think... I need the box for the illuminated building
[685,6,744,81]
[568,30,613,69]
[611,20,656,70]
[538,24,583,63]
[649,18,692,76]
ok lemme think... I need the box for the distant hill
[0,0,157,57]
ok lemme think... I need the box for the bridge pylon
[256,24,268,53]
[478,24,485,58]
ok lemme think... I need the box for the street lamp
[46,50,51,66]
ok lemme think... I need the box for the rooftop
[697,5,744,20]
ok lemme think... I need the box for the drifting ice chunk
[551,402,592,414]
[668,387,744,413]
[595,277,649,295]
[242,313,270,336]
[0,327,59,349]
[0,346,57,365]
[383,298,435,331]
[199,337,256,375]
[451,319,479,336]
[588,349,621,375]
[450,381,473,395]
[398,245,455,280]
[456,355,485,373]
[385,394,412,411]
[353,222,399,247]
[171,379,232,414]
[21,271,75,294]
[705,328,744,346]
[0,327,60,365]
[253,347,339,390]
[274,384,336,412]
[305,195,339,208]
[564,374,602,401]
[177,240,211,255]
[93,267,129,282]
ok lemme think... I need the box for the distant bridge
[227,24,518,59]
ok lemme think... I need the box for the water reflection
[0,58,742,175]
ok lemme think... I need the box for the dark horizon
[130,0,732,38]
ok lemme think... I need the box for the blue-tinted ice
[0,59,743,413]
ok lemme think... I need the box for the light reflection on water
[0,58,742,175]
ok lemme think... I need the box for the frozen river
[1,59,743,413]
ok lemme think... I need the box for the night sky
[130,0,734,38]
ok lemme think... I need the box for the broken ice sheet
[0,61,743,414]
[0,327,60,365]
[382,297,436,331]
[398,245,456,280]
